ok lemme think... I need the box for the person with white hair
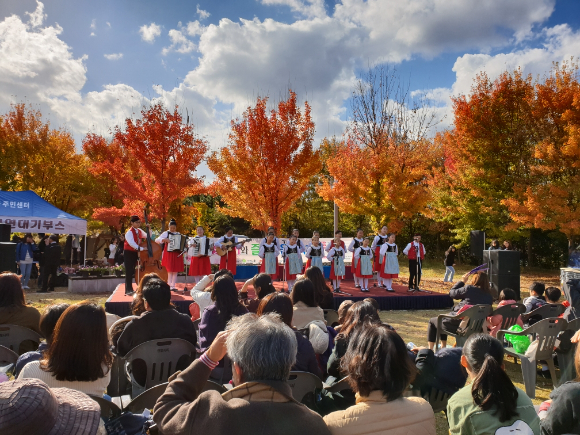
[153,313,331,435]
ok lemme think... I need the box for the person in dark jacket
[443,246,456,283]
[15,234,37,289]
[412,347,466,396]
[36,234,49,288]
[257,292,322,378]
[40,235,61,293]
[427,271,493,350]
[523,281,547,313]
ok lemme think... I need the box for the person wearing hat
[156,218,184,291]
[0,378,104,435]
[123,215,150,295]
[403,234,426,291]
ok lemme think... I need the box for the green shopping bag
[504,324,531,353]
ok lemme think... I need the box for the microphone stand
[178,242,189,293]
[281,243,287,293]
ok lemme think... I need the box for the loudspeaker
[0,242,17,273]
[483,250,521,299]
[470,231,486,259]
[0,224,10,243]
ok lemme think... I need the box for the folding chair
[0,324,42,355]
[323,309,340,327]
[521,304,566,325]
[287,371,323,404]
[489,303,526,332]
[124,338,196,398]
[323,376,350,394]
[89,395,122,421]
[203,379,228,393]
[498,317,566,398]
[435,305,492,349]
[556,318,580,384]
[0,345,18,366]
[125,383,169,414]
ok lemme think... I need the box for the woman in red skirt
[186,226,212,283]
[155,219,184,291]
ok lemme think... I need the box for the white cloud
[196,4,210,20]
[90,18,96,29]
[104,53,123,60]
[186,20,205,36]
[261,0,326,19]
[139,22,162,43]
[26,0,46,28]
[106,21,111,28]
[162,27,197,55]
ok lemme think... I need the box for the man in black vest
[40,235,61,293]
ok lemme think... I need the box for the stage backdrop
[186,237,355,265]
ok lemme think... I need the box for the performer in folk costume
[282,234,303,292]
[379,233,399,293]
[354,237,374,292]
[214,227,246,276]
[123,215,151,295]
[186,226,212,284]
[155,218,185,291]
[259,232,280,279]
[371,225,389,287]
[403,233,426,291]
[259,226,279,249]
[292,229,306,255]
[305,234,325,273]
[348,228,365,288]
[327,231,347,291]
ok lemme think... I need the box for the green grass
[22,261,564,435]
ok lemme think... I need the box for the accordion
[167,233,187,252]
[191,236,213,257]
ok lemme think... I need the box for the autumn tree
[207,91,320,233]
[504,62,580,249]
[83,103,207,230]
[318,66,441,232]
[0,104,95,217]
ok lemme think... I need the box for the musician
[379,233,399,292]
[123,215,150,296]
[403,233,426,291]
[281,234,303,292]
[348,228,365,288]
[371,225,389,287]
[155,219,184,291]
[354,237,374,292]
[326,230,347,291]
[186,226,212,284]
[214,227,245,275]
[305,234,324,273]
[258,232,280,279]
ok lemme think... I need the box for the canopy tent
[0,190,87,235]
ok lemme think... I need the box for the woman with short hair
[239,273,276,313]
[304,267,334,309]
[0,272,41,336]
[290,278,325,329]
[324,324,435,435]
[18,302,113,397]
[447,334,539,435]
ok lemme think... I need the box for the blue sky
[1,0,580,178]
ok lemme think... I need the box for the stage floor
[105,280,453,318]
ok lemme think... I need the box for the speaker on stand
[0,224,11,242]
[483,250,521,300]
[0,243,17,273]
[470,231,486,261]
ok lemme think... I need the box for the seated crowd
[0,269,579,435]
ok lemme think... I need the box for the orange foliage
[83,104,207,229]
[207,91,320,233]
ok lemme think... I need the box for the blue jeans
[19,263,33,287]
[444,266,455,282]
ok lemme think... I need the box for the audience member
[324,324,435,435]
[118,278,197,356]
[130,272,161,316]
[502,240,513,250]
[524,282,547,313]
[190,269,234,313]
[447,334,539,434]
[14,303,69,377]
[153,314,332,435]
[291,278,325,329]
[427,271,493,350]
[15,233,37,289]
[334,299,354,333]
[487,288,523,337]
[327,300,382,378]
[539,342,580,435]
[363,297,380,313]
[304,267,334,309]
[488,239,501,250]
[545,287,561,304]
[40,235,61,293]
[412,346,466,396]
[239,273,276,313]
[0,272,42,341]
[257,292,322,378]
[0,379,103,435]
[18,302,113,397]
[109,317,133,354]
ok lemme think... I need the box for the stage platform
[105,280,453,318]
